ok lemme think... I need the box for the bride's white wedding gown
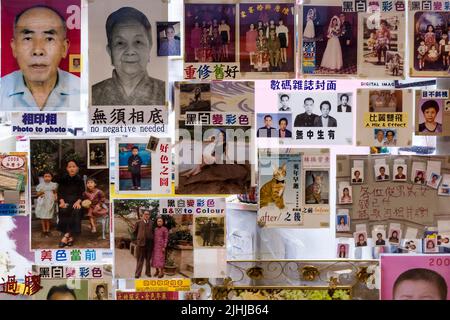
[320,30,343,70]
[304,18,315,38]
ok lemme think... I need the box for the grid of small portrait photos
[1,0,450,303]
[335,155,450,260]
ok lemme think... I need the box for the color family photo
[239,2,295,76]
[29,138,110,250]
[302,1,357,76]
[358,11,405,78]
[0,0,81,111]
[184,2,236,63]
[114,199,193,279]
[410,10,450,77]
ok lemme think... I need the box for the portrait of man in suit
[257,114,276,137]
[294,97,318,127]
[278,117,292,138]
[376,166,390,181]
[133,209,154,278]
[314,100,337,127]
[337,93,352,112]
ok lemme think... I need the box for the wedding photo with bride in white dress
[301,4,357,75]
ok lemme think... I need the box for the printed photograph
[114,199,193,279]
[354,231,368,247]
[239,2,295,74]
[304,170,329,204]
[194,216,225,248]
[336,210,350,232]
[337,243,349,258]
[388,228,401,244]
[176,81,254,195]
[184,3,236,63]
[87,140,109,169]
[424,238,438,253]
[302,4,358,75]
[29,138,110,249]
[381,255,450,300]
[427,172,442,189]
[393,164,407,181]
[351,167,364,184]
[416,99,444,135]
[358,12,405,78]
[369,90,403,112]
[157,22,181,56]
[179,83,211,114]
[374,164,390,181]
[0,216,33,284]
[256,114,292,138]
[89,1,167,106]
[0,153,28,215]
[373,129,398,147]
[338,185,352,204]
[0,0,81,111]
[413,169,426,185]
[372,230,386,246]
[411,11,450,77]
[117,143,151,191]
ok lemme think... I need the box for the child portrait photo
[118,143,151,191]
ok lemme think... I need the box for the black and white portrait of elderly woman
[91,7,165,106]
